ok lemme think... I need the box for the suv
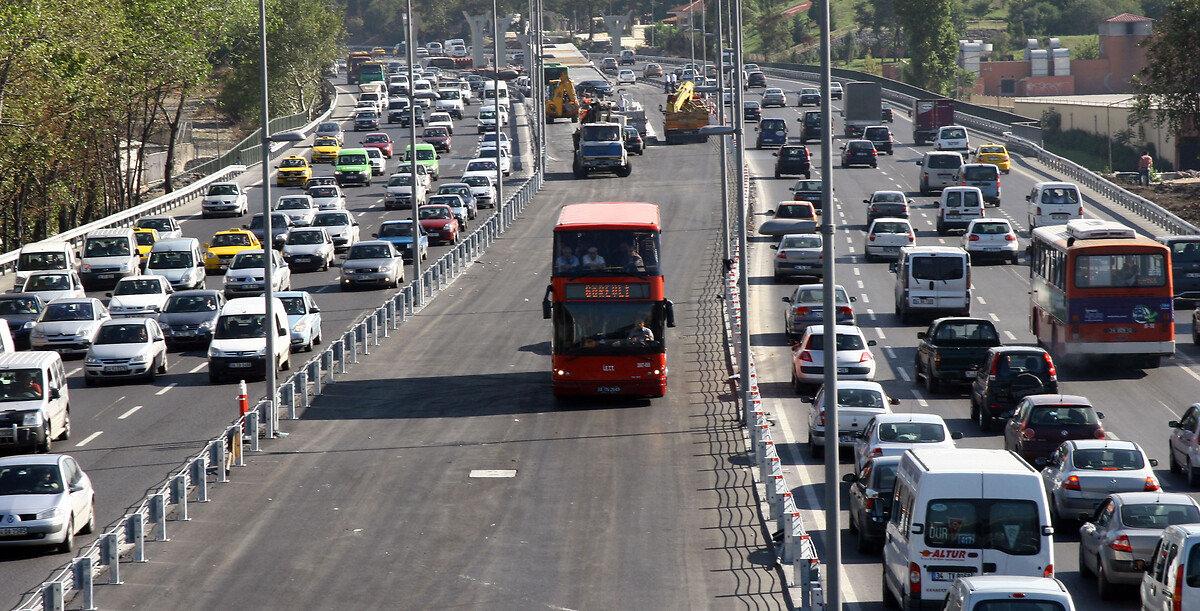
[799,111,821,144]
[773,145,811,179]
[862,125,894,155]
[745,71,767,88]
[970,346,1059,431]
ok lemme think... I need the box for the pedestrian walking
[1138,150,1154,186]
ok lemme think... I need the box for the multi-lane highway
[1,70,536,604]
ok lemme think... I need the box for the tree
[896,0,959,94]
[1132,0,1200,140]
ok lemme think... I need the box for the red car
[417,204,460,245]
[421,126,452,154]
[361,132,394,158]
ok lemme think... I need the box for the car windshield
[439,90,460,99]
[462,176,490,188]
[148,250,191,270]
[403,149,435,161]
[553,301,667,356]
[354,112,376,120]
[164,294,218,313]
[781,236,821,249]
[994,352,1050,377]
[1075,253,1166,288]
[42,302,93,321]
[924,499,1040,555]
[1121,503,1200,529]
[207,184,239,196]
[776,204,814,220]
[979,146,1005,155]
[418,207,451,220]
[135,233,155,247]
[962,165,998,180]
[388,175,415,187]
[552,229,662,277]
[214,313,266,340]
[317,122,339,134]
[873,222,910,234]
[0,464,63,495]
[0,297,40,315]
[1072,448,1145,470]
[364,134,389,143]
[114,279,163,295]
[349,244,392,259]
[307,178,335,187]
[878,421,946,442]
[759,119,784,130]
[278,296,307,317]
[211,233,251,247]
[836,388,884,408]
[942,128,967,139]
[926,155,962,169]
[249,215,288,230]
[25,275,70,291]
[423,127,449,137]
[17,251,68,271]
[792,287,851,304]
[84,237,131,257]
[338,154,368,165]
[971,222,1011,235]
[429,196,461,207]
[467,161,497,172]
[781,148,807,159]
[438,186,470,198]
[1170,241,1200,263]
[864,128,888,138]
[793,180,822,192]
[911,256,964,281]
[379,223,414,238]
[744,101,761,109]
[933,321,998,344]
[480,133,507,144]
[314,137,338,147]
[280,158,306,168]
[805,333,866,351]
[313,214,348,227]
[277,198,311,210]
[287,230,325,245]
[309,187,338,198]
[95,323,149,345]
[232,253,266,269]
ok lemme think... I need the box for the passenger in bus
[581,246,606,270]
[618,243,645,272]
[555,246,579,273]
[1114,259,1139,287]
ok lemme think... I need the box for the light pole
[715,0,730,263]
[732,0,749,433]
[256,0,278,438]
[818,0,842,606]
[700,1,707,75]
[492,0,505,226]
[405,1,422,305]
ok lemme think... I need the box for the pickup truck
[913,317,1001,393]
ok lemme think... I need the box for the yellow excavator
[545,73,579,124]
[662,80,712,144]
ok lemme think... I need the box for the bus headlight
[555,369,568,376]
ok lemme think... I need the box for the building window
[1000,79,1016,95]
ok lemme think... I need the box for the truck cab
[572,122,631,178]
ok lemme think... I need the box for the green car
[334,148,372,187]
[403,143,440,180]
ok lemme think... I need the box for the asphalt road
[738,70,1200,609]
[71,75,789,609]
[2,69,537,605]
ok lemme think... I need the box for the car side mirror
[770,244,778,250]
[849,296,857,303]
[890,397,900,405]
[917,331,927,340]
[69,482,85,493]
[372,233,378,237]
[801,396,814,404]
[867,339,877,346]
[772,152,778,157]
[310,305,321,313]
[950,431,964,440]
[1150,458,1160,467]
[242,224,249,229]
[863,199,870,204]
[1170,420,1181,428]
[915,160,923,166]
[104,292,112,298]
[1025,195,1032,201]
[766,209,775,214]
[888,262,899,273]
[841,473,856,483]
[781,296,792,303]
[1096,412,1105,420]
[49,388,61,400]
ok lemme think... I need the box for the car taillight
[1005,233,1016,241]
[922,172,928,180]
[907,233,915,242]
[995,180,1001,191]
[777,252,788,260]
[872,447,883,457]
[1021,426,1036,440]
[864,496,875,510]
[1095,428,1107,439]
[1175,565,1184,611]
[1043,352,1057,378]
[908,562,921,595]
[869,234,877,241]
[1145,476,1160,491]
[817,409,825,426]
[794,306,810,316]
[1079,206,1085,216]
[799,350,813,362]
[1109,535,1134,553]
[1043,564,1054,578]
[989,358,999,375]
[859,351,873,363]
[1063,475,1081,490]
[872,150,878,156]
[1036,206,1042,215]
[960,181,966,186]
[837,306,853,317]
[969,234,980,241]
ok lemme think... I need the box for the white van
[935,125,970,152]
[0,352,71,452]
[483,80,509,104]
[1026,182,1083,229]
[145,238,206,291]
[207,297,290,383]
[80,228,140,290]
[892,246,971,322]
[15,242,76,289]
[883,448,1055,610]
[935,186,985,235]
[1141,524,1200,611]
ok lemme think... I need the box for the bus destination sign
[565,283,651,300]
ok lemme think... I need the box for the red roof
[556,203,661,231]
[782,1,812,16]
[1105,12,1151,22]
[667,0,704,15]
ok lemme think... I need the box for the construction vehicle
[571,100,631,178]
[545,71,579,124]
[346,51,372,85]
[662,80,712,144]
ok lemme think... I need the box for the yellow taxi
[311,136,341,164]
[203,229,261,273]
[276,155,312,187]
[371,47,387,57]
[134,228,159,262]
[973,144,1012,174]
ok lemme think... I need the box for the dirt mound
[1124,181,1200,227]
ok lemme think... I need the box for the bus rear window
[1074,253,1166,288]
[911,256,964,281]
[924,499,1041,555]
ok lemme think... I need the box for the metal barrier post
[74,556,96,611]
[149,492,168,541]
[373,310,383,345]
[344,330,356,364]
[191,456,208,502]
[40,581,63,611]
[358,321,370,355]
[296,371,308,410]
[310,359,323,396]
[387,299,398,330]
[404,286,413,318]
[170,474,189,521]
[126,513,146,562]
[232,421,245,465]
[211,439,228,483]
[781,506,800,565]
[101,532,122,585]
[281,382,295,420]
[246,411,260,452]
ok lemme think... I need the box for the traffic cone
[237,380,249,416]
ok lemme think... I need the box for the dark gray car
[246,213,292,250]
[436,183,478,220]
[156,290,225,347]
[0,293,44,349]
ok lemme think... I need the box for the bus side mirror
[665,299,676,328]
[888,262,899,273]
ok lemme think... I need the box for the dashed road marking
[189,363,207,374]
[1004,330,1017,341]
[977,296,987,305]
[884,346,897,359]
[860,293,869,303]
[875,327,886,339]
[897,367,912,382]
[76,431,103,447]
[917,398,929,407]
[857,280,865,289]
[67,367,80,377]
[866,308,876,318]
[853,267,861,276]
[155,383,177,396]
[989,313,1000,322]
[118,405,143,420]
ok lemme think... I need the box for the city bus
[1029,218,1174,367]
[542,202,675,398]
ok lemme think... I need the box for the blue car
[374,219,429,262]
[275,290,323,352]
[755,117,788,149]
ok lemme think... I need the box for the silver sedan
[83,318,168,384]
[1041,439,1161,524]
[339,241,405,290]
[0,455,95,552]
[781,283,856,338]
[1078,492,1200,600]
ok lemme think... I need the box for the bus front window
[553,230,661,276]
[554,302,666,356]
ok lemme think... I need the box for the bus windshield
[553,230,661,276]
[553,301,666,356]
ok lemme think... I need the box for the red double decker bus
[1029,218,1174,367]
[542,202,675,398]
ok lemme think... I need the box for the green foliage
[1070,36,1100,60]
[896,0,959,94]
[1007,0,1141,37]
[966,0,993,17]
[1042,109,1175,172]
[1132,0,1200,141]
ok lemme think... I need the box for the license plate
[103,366,129,373]
[1187,273,1200,278]
[982,247,1000,251]
[931,571,973,582]
[839,434,856,443]
[228,362,252,369]
[292,257,310,262]
[837,367,849,374]
[0,527,28,536]
[794,264,811,270]
[595,386,622,393]
[97,274,114,280]
[1052,213,1069,219]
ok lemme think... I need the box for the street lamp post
[405,2,422,305]
[715,0,730,263]
[732,0,749,432]
[492,0,505,227]
[256,0,278,438]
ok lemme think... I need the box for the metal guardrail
[14,153,545,611]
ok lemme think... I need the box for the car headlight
[22,321,34,330]
[206,251,217,260]
[30,327,45,339]
[208,346,225,358]
[34,507,59,520]
[129,355,147,365]
[197,320,214,330]
[21,411,41,426]
[255,347,268,357]
[85,356,101,365]
[442,223,453,230]
[81,263,92,272]
[293,321,309,333]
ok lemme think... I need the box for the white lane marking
[155,383,177,396]
[917,398,929,407]
[937,238,946,244]
[866,308,876,319]
[884,346,897,359]
[848,246,855,253]
[67,367,81,377]
[76,431,103,447]
[977,296,987,305]
[357,211,367,217]
[857,280,865,289]
[853,267,861,276]
[1004,330,1017,341]
[469,469,517,478]
[897,367,912,382]
[989,313,1000,322]
[880,171,888,176]
[874,327,886,339]
[845,237,853,244]
[118,405,143,420]
[190,363,207,373]
[860,293,869,303]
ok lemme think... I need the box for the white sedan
[84,317,169,384]
[306,185,346,210]
[475,147,512,176]
[617,69,636,85]
[222,250,291,299]
[962,218,1020,264]
[853,413,962,472]
[106,276,172,318]
[0,455,95,552]
[790,324,877,387]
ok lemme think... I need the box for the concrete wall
[1010,99,1178,169]
[1016,76,1074,97]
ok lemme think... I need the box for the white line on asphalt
[155,383,177,396]
[880,171,888,176]
[76,431,103,447]
[989,313,1000,322]
[937,238,946,244]
[853,267,860,276]
[846,237,852,244]
[860,293,869,303]
[189,363,206,373]
[67,367,80,377]
[857,280,865,289]
[848,246,855,253]
[884,346,897,359]
[118,405,143,420]
[919,212,928,217]
[357,212,367,217]
[1004,330,1017,341]
[875,327,885,339]
[918,398,929,407]
[977,296,987,305]
[897,367,912,382]
[866,308,876,318]
[368,204,377,209]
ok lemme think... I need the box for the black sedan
[798,88,821,107]
[575,80,613,98]
[845,455,900,553]
[743,101,762,122]
[839,139,878,168]
[788,178,824,211]
[623,127,644,155]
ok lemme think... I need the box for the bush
[1041,109,1175,172]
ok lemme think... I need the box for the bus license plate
[931,571,972,582]
[596,386,622,393]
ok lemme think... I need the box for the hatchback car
[200,182,248,218]
[962,218,1019,264]
[840,139,878,168]
[428,194,471,228]
[20,272,85,304]
[83,317,168,384]
[281,227,335,272]
[782,284,856,338]
[754,117,786,147]
[791,324,876,387]
[864,191,911,223]
[852,412,962,473]
[436,183,478,220]
[340,241,405,290]
[973,143,1012,173]
[315,121,344,145]
[354,109,380,131]
[743,101,762,123]
[623,127,644,155]
[1042,440,1160,523]
[971,347,1059,431]
[311,210,359,251]
[773,145,811,179]
[829,81,843,99]
[845,455,901,552]
[246,212,292,250]
[1079,492,1200,599]
[0,294,43,350]
[772,234,823,282]
[417,204,459,245]
[958,163,1002,206]
[275,291,323,352]
[1003,394,1106,466]
[862,125,894,155]
[106,276,172,318]
[29,298,110,356]
[157,290,223,347]
[745,71,767,88]
[421,126,451,153]
[797,87,820,107]
[274,195,317,227]
[761,88,787,107]
[0,455,95,552]
[864,218,915,261]
[788,179,823,208]
[222,250,291,298]
[616,69,635,85]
